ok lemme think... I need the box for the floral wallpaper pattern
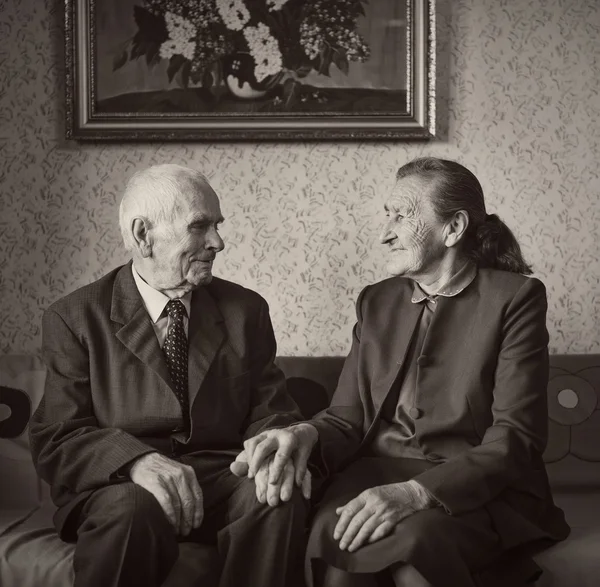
[0,0,599,357]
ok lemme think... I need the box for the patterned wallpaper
[0,0,599,357]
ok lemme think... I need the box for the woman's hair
[396,157,533,275]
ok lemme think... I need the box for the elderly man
[29,164,308,587]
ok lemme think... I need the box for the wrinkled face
[380,176,448,278]
[148,183,225,293]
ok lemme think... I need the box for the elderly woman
[237,158,570,587]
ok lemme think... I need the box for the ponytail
[468,214,532,275]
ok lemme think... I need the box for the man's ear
[131,217,153,258]
[444,210,469,248]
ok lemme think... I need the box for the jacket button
[417,355,431,367]
[409,407,422,419]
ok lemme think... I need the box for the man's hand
[129,452,203,536]
[334,481,435,552]
[241,423,319,489]
[230,450,312,504]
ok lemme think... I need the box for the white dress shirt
[131,264,192,348]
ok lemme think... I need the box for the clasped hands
[230,423,318,506]
[229,425,435,552]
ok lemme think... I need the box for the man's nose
[206,227,225,251]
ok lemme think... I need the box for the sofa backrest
[0,355,46,510]
[1,354,599,512]
[276,355,600,489]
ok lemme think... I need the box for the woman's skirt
[305,457,542,587]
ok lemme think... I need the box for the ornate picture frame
[65,0,436,141]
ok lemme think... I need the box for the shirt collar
[131,264,192,323]
[411,261,477,304]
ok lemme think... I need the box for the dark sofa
[1,354,599,586]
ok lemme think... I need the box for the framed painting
[65,0,436,140]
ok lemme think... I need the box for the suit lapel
[187,286,225,408]
[370,290,424,414]
[111,263,172,390]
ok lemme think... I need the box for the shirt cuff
[112,451,157,480]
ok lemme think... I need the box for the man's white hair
[119,164,210,253]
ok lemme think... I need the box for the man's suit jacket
[310,268,569,550]
[29,263,301,532]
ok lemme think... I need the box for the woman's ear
[444,210,469,247]
[131,217,153,258]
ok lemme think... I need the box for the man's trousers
[58,453,308,587]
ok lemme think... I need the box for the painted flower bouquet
[114,0,371,99]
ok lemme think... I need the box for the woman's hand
[334,480,435,552]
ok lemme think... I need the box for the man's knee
[234,476,308,526]
[262,483,308,524]
[83,482,172,534]
[72,483,178,586]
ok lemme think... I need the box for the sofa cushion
[0,503,219,587]
[534,526,600,587]
[0,505,75,587]
[543,355,600,489]
[0,355,46,523]
[531,491,600,586]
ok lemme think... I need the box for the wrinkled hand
[239,424,318,490]
[129,452,203,536]
[230,450,312,504]
[334,481,434,552]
